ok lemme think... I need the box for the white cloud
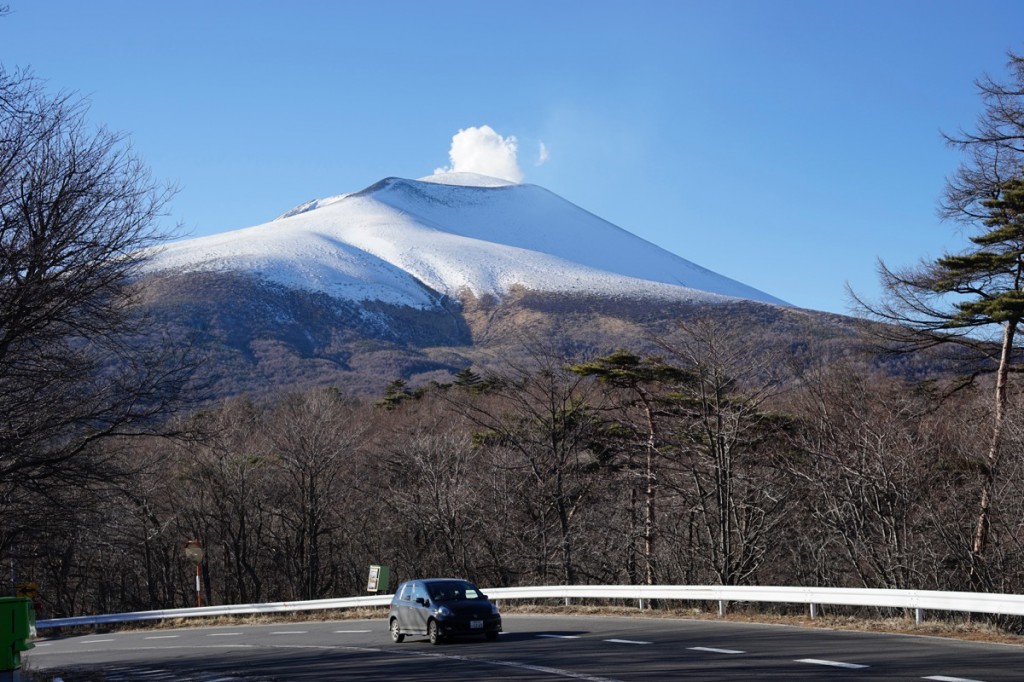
[435,125,524,183]
[536,141,550,166]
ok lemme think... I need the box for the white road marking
[923,677,987,682]
[366,645,625,681]
[262,642,624,681]
[270,630,307,635]
[797,658,869,670]
[604,638,651,645]
[207,632,242,637]
[81,638,115,643]
[537,634,581,639]
[144,635,179,640]
[689,646,745,654]
[334,629,372,633]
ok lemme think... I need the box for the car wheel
[390,618,404,643]
[485,631,499,642]
[428,619,442,645]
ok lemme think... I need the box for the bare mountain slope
[137,174,824,399]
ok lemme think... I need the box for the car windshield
[427,581,482,602]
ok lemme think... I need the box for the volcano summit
[146,172,786,309]
[140,173,803,398]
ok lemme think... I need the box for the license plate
[470,620,484,629]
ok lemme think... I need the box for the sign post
[184,540,204,607]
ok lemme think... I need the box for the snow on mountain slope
[146,173,787,308]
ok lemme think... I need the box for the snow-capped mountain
[146,172,786,308]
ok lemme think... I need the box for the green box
[367,565,390,593]
[0,597,35,671]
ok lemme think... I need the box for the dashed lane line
[604,639,651,645]
[797,658,869,670]
[207,632,243,636]
[537,634,581,639]
[688,646,745,654]
[144,635,180,640]
[269,631,308,635]
[268,643,627,682]
[91,667,251,682]
[923,676,987,682]
[334,629,372,633]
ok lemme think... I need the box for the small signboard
[367,565,389,593]
[184,539,204,563]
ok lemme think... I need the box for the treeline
[13,322,1024,620]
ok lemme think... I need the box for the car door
[394,582,417,634]
[408,581,431,634]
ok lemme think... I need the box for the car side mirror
[415,597,429,606]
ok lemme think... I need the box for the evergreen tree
[857,177,1024,585]
[570,350,691,585]
[454,367,483,391]
[375,379,412,410]
[854,52,1024,587]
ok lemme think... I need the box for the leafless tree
[174,399,277,605]
[448,353,606,585]
[785,360,953,590]
[262,389,365,600]
[382,415,483,580]
[0,66,195,587]
[656,319,790,586]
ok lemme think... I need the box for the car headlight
[433,605,452,617]
[491,603,500,615]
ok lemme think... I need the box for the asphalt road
[26,614,1024,681]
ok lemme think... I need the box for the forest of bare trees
[10,321,1024,624]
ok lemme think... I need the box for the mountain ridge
[133,173,836,401]
[145,173,787,310]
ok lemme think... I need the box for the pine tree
[936,178,1024,574]
[569,350,691,586]
[454,367,483,390]
[854,52,1024,587]
[858,176,1024,586]
[375,379,412,410]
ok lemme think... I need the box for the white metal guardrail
[35,584,1024,630]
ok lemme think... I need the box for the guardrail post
[565,596,571,607]
[809,603,817,619]
[717,600,726,617]
[915,608,923,626]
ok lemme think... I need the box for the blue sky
[4,1,1024,314]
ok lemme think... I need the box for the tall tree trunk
[642,396,657,586]
[970,320,1016,584]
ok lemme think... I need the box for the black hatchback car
[388,578,502,644]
